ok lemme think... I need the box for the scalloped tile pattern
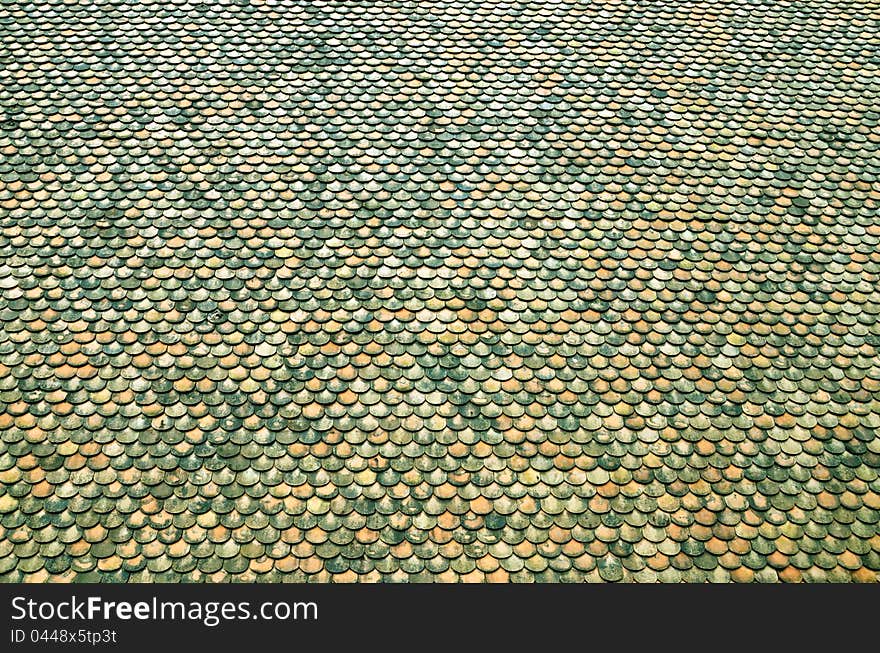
[1,0,879,582]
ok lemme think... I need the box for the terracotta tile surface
[0,0,879,582]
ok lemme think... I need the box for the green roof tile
[0,0,879,583]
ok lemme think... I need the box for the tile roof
[1,0,879,582]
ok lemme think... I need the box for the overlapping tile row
[1,0,879,582]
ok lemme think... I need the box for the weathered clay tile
[0,0,879,582]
